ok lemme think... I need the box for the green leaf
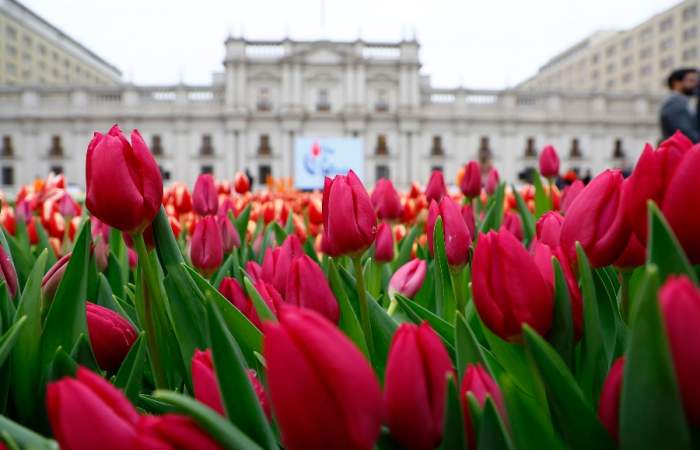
[647,202,698,284]
[114,332,146,404]
[34,221,57,268]
[395,294,455,354]
[455,312,485,379]
[0,316,26,367]
[243,277,276,323]
[69,333,100,372]
[439,374,467,450]
[105,253,126,301]
[212,254,234,289]
[392,225,421,271]
[11,251,47,423]
[523,326,615,450]
[532,170,551,218]
[480,182,505,232]
[154,390,264,450]
[207,302,277,450]
[269,221,287,246]
[4,231,32,290]
[548,258,575,369]
[232,206,251,249]
[328,260,369,359]
[512,185,536,246]
[619,265,691,450]
[48,346,78,381]
[41,223,91,371]
[433,217,456,323]
[0,415,57,450]
[477,398,513,450]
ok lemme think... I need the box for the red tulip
[426,198,471,267]
[193,174,218,216]
[246,260,263,283]
[622,132,693,243]
[485,168,500,196]
[274,235,304,297]
[374,222,394,263]
[190,216,223,276]
[285,255,339,323]
[322,171,377,256]
[598,357,625,441]
[659,276,700,425]
[217,215,240,253]
[472,229,553,340]
[86,303,138,372]
[536,211,564,248]
[192,349,270,419]
[389,259,427,299]
[425,170,448,204]
[234,171,250,194]
[560,180,584,214]
[661,145,700,264]
[172,182,193,215]
[58,192,81,219]
[127,247,137,269]
[614,231,646,269]
[42,252,71,302]
[460,161,481,198]
[0,245,18,298]
[501,211,524,242]
[461,204,476,239]
[384,322,454,450]
[371,178,402,221]
[135,414,222,450]
[461,364,506,447]
[560,170,630,268]
[218,277,263,328]
[264,307,382,450]
[85,125,163,233]
[539,145,560,178]
[308,198,324,225]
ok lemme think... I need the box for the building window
[159,166,171,181]
[49,135,64,157]
[524,137,537,158]
[683,47,698,62]
[431,135,444,156]
[375,164,390,180]
[375,89,389,112]
[5,26,17,40]
[316,89,330,112]
[478,136,492,164]
[257,88,272,111]
[640,27,653,42]
[606,80,616,89]
[640,64,653,77]
[622,72,633,83]
[375,135,389,155]
[660,37,674,51]
[258,134,272,155]
[639,46,652,59]
[606,62,616,74]
[606,45,616,57]
[591,53,600,64]
[684,27,698,40]
[1,167,14,186]
[622,37,632,49]
[683,4,698,21]
[569,138,582,158]
[622,55,633,67]
[200,165,213,175]
[660,17,674,32]
[200,134,214,156]
[50,165,63,175]
[2,136,13,158]
[612,139,625,159]
[151,135,164,156]
[660,56,675,70]
[258,165,272,185]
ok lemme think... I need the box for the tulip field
[0,125,699,450]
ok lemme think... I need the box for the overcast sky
[22,0,680,89]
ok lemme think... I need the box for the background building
[519,0,700,93]
[0,0,121,85]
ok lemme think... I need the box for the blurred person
[660,68,699,143]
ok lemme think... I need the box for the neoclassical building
[0,37,663,192]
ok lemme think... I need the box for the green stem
[367,260,383,299]
[450,266,469,319]
[352,257,375,361]
[620,269,632,323]
[133,233,168,389]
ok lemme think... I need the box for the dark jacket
[660,93,700,143]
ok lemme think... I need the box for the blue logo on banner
[294,138,364,189]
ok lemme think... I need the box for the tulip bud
[308,198,324,225]
[173,182,193,214]
[560,170,630,268]
[136,414,222,450]
[190,216,224,276]
[246,260,263,283]
[622,132,693,243]
[460,161,481,198]
[384,323,454,450]
[322,170,377,256]
[461,364,506,447]
[426,198,471,267]
[86,303,138,372]
[0,245,18,298]
[485,168,500,196]
[85,125,163,233]
[461,204,476,239]
[501,211,524,242]
[598,357,625,441]
[42,252,71,302]
[614,231,646,269]
[216,215,240,253]
[661,146,700,264]
[275,235,304,297]
[472,230,553,340]
[92,235,109,272]
[193,174,218,216]
[659,276,700,425]
[374,222,394,263]
[539,145,560,178]
[264,307,382,450]
[425,170,448,204]
[58,192,81,219]
[253,279,285,313]
[536,211,564,248]
[192,349,271,419]
[560,180,584,214]
[371,178,402,221]
[389,259,427,299]
[234,171,250,194]
[285,255,339,323]
[218,277,263,328]
[127,247,137,269]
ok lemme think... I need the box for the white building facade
[0,38,664,191]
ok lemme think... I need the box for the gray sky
[23,0,681,89]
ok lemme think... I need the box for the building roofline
[2,0,122,78]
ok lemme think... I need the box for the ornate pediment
[282,43,361,65]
